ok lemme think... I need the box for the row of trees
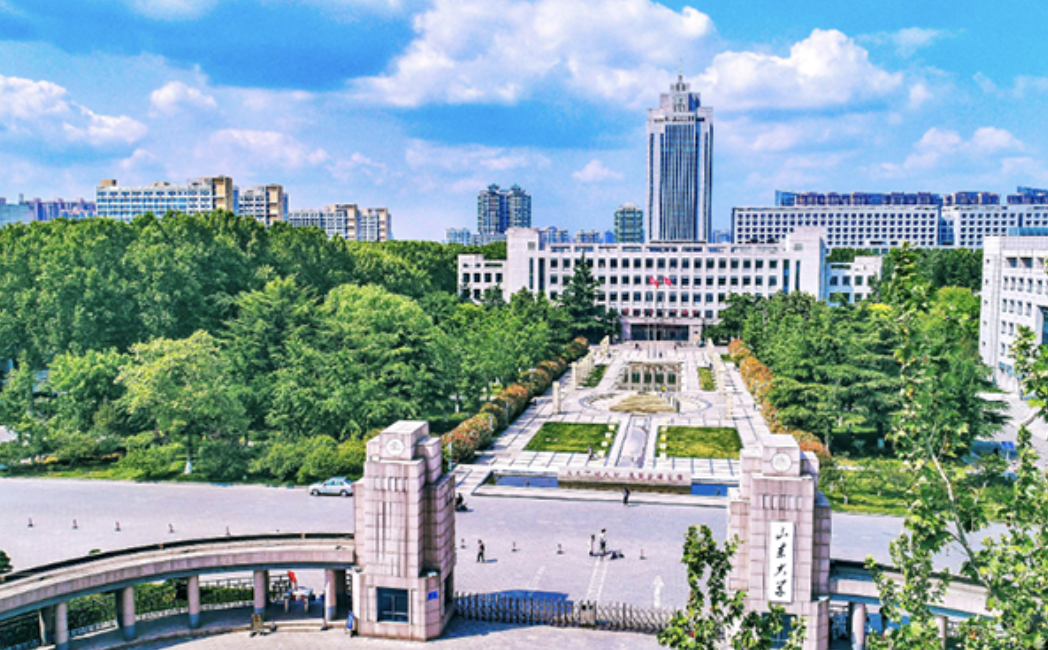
[0,213,605,483]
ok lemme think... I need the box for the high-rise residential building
[477,184,532,235]
[646,73,713,242]
[733,188,1048,250]
[575,229,602,244]
[445,228,473,245]
[22,197,96,221]
[96,177,236,221]
[614,203,644,243]
[286,204,392,242]
[537,226,571,246]
[238,184,287,226]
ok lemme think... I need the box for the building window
[377,588,410,623]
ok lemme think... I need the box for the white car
[309,477,354,497]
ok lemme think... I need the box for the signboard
[558,467,691,487]
[767,521,795,604]
[427,590,439,601]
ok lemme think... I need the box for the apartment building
[286,204,392,242]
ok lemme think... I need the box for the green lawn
[581,364,608,388]
[697,367,715,391]
[524,422,617,453]
[660,426,741,459]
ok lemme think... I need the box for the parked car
[309,477,354,497]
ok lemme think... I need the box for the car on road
[309,477,355,497]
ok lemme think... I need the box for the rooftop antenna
[678,58,683,80]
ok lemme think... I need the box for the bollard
[27,518,33,528]
[512,541,517,552]
[640,548,645,560]
[115,522,121,532]
[72,519,78,530]
[461,538,466,549]
[557,543,563,555]
[225,526,231,537]
[168,524,174,534]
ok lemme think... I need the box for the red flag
[648,276,659,286]
[663,276,674,286]
[288,570,298,585]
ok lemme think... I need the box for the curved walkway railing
[0,533,356,650]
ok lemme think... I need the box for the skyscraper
[614,203,644,243]
[477,184,531,235]
[646,73,713,242]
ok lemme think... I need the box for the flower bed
[443,337,589,463]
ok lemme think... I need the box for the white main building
[459,227,879,341]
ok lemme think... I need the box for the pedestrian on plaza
[587,444,594,460]
[477,539,486,563]
[599,529,607,556]
[589,534,596,556]
[622,487,630,507]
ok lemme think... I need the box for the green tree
[117,330,248,474]
[559,253,616,341]
[659,525,805,650]
[0,549,12,574]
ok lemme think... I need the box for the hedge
[443,337,589,463]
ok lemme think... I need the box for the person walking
[599,529,607,556]
[476,539,486,563]
[622,487,630,507]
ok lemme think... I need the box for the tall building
[96,177,235,221]
[646,73,713,242]
[22,197,97,221]
[537,226,571,246]
[238,184,287,226]
[979,230,1048,401]
[477,184,531,235]
[286,204,392,242]
[733,188,1048,251]
[445,228,473,245]
[614,203,644,243]
[574,229,601,244]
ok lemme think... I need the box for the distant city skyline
[0,1,1046,240]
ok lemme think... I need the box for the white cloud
[908,83,932,108]
[328,152,390,183]
[0,74,70,124]
[695,29,902,111]
[63,108,148,146]
[971,126,1023,152]
[973,72,997,94]
[719,114,878,154]
[879,126,1023,176]
[123,0,218,20]
[150,81,217,115]
[405,139,548,172]
[208,129,329,168]
[356,0,712,107]
[1013,75,1048,99]
[573,159,623,183]
[119,148,161,173]
[863,27,952,58]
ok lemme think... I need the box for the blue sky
[1,0,1047,240]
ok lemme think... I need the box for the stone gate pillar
[354,421,456,641]
[728,434,832,650]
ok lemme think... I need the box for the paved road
[0,476,999,614]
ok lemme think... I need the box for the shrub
[251,442,303,482]
[120,437,183,480]
[296,436,341,484]
[194,439,253,482]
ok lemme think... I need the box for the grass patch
[524,422,617,453]
[581,364,608,388]
[720,353,733,364]
[660,426,741,459]
[697,367,715,391]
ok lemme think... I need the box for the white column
[187,575,201,629]
[851,603,866,650]
[253,570,269,616]
[324,569,338,622]
[120,586,136,641]
[55,602,69,650]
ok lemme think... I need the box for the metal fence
[454,592,673,635]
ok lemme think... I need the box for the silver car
[309,477,354,497]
